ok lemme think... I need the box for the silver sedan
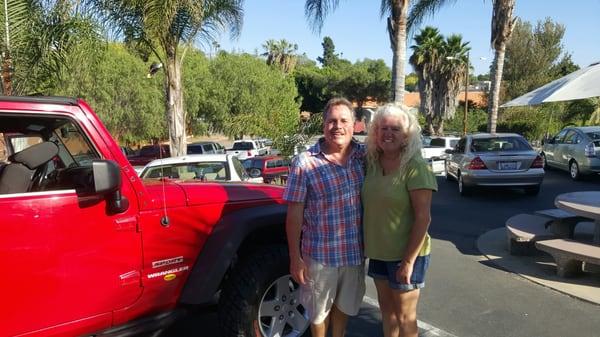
[445,133,544,196]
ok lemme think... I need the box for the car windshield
[232,142,254,150]
[141,162,228,181]
[187,145,203,154]
[471,137,532,152]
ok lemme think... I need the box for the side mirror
[445,149,454,154]
[92,160,129,214]
[541,139,545,146]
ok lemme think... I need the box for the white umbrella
[501,61,600,107]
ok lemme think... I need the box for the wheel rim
[570,162,578,178]
[257,275,309,337]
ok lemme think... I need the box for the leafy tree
[405,72,418,92]
[182,49,212,135]
[294,62,328,113]
[262,39,299,73]
[317,36,338,67]
[91,0,243,156]
[503,18,568,100]
[305,0,410,104]
[198,53,300,142]
[53,43,165,145]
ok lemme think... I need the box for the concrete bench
[535,239,600,277]
[506,214,556,255]
[534,208,591,238]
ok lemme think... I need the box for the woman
[362,104,437,337]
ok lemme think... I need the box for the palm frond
[305,0,340,34]
[407,0,456,35]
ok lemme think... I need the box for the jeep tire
[218,245,310,337]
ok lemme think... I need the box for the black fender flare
[179,203,287,304]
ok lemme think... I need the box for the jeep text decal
[151,256,184,269]
[147,266,189,279]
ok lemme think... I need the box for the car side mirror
[445,149,454,154]
[92,160,129,214]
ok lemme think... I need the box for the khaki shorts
[300,256,366,324]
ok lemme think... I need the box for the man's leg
[310,315,329,337]
[330,304,349,337]
[374,278,399,337]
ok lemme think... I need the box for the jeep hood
[141,179,285,210]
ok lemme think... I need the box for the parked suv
[541,126,600,180]
[243,155,290,183]
[0,97,307,337]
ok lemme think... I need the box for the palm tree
[409,0,516,133]
[410,27,469,135]
[1,0,98,95]
[262,38,298,74]
[487,0,516,133]
[409,26,443,134]
[305,0,410,105]
[90,0,243,156]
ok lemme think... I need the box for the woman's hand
[396,260,414,284]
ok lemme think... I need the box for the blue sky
[215,0,600,75]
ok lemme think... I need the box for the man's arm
[286,202,307,284]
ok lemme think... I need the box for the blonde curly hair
[366,104,423,176]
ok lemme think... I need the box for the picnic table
[554,191,600,244]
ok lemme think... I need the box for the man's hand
[290,256,308,285]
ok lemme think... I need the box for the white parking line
[363,295,458,337]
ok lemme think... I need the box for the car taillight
[247,151,252,156]
[584,142,596,157]
[468,156,487,170]
[531,155,544,168]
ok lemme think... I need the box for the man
[284,97,365,337]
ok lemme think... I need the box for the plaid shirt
[283,139,365,266]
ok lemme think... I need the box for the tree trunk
[2,53,12,96]
[165,52,186,157]
[487,45,506,133]
[389,0,408,105]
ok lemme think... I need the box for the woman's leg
[374,278,399,337]
[390,288,420,337]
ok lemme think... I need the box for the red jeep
[0,97,308,337]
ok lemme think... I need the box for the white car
[226,140,269,160]
[138,154,263,183]
[421,136,460,174]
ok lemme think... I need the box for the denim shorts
[367,255,430,291]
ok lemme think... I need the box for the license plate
[498,161,517,170]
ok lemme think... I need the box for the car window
[429,138,446,147]
[187,145,203,154]
[585,131,600,146]
[563,130,577,144]
[450,139,459,148]
[266,160,277,168]
[471,137,532,152]
[0,115,100,194]
[243,159,264,169]
[232,142,254,150]
[554,129,568,143]
[202,144,213,152]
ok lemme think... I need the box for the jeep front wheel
[218,246,310,337]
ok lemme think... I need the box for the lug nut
[282,295,287,301]
[274,305,280,311]
[279,315,284,321]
